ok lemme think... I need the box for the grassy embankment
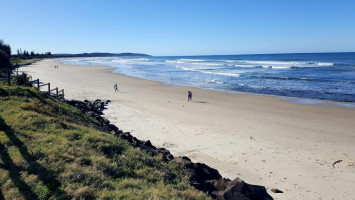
[10,58,43,66]
[0,83,210,199]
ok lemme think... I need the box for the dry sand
[23,59,355,200]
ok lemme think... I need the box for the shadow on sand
[190,100,208,104]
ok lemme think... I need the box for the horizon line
[52,51,355,57]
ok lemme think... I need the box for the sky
[1,0,355,56]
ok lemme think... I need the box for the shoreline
[59,58,355,108]
[23,59,355,200]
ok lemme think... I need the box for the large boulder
[207,178,231,191]
[192,162,222,181]
[213,177,273,200]
[172,156,193,167]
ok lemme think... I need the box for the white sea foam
[165,60,177,63]
[233,60,335,68]
[178,66,240,77]
[191,62,224,66]
[269,66,291,69]
[316,62,334,66]
[242,60,307,65]
[136,58,149,61]
[213,72,240,77]
[178,59,205,62]
[200,71,240,77]
[234,64,252,68]
[209,79,224,84]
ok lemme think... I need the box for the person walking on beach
[187,91,192,102]
[114,83,119,92]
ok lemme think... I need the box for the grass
[0,84,211,200]
[10,58,42,66]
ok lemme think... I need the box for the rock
[191,181,216,195]
[181,156,191,161]
[270,188,283,193]
[100,102,106,109]
[156,148,170,155]
[107,124,118,132]
[95,115,104,123]
[207,178,231,191]
[143,140,155,149]
[158,153,174,162]
[120,132,133,142]
[131,138,143,147]
[103,118,110,124]
[172,156,193,167]
[164,153,174,161]
[214,177,273,200]
[85,111,96,118]
[192,163,222,181]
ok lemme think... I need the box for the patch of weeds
[35,185,50,200]
[64,131,83,141]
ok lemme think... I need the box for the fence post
[24,74,27,85]
[37,79,39,89]
[7,69,11,86]
[56,88,58,98]
[62,89,64,99]
[48,83,50,93]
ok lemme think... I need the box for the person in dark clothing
[187,91,192,102]
[114,84,119,92]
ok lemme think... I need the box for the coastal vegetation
[0,40,11,69]
[1,39,150,70]
[11,49,52,66]
[0,83,210,199]
[0,39,52,69]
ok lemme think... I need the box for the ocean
[61,52,355,103]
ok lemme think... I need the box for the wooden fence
[0,68,12,85]
[0,68,65,100]
[32,79,65,100]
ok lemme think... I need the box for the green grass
[10,58,42,66]
[0,84,211,200]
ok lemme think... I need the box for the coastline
[23,59,355,200]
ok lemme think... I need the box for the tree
[0,39,11,69]
[0,50,11,69]
[23,50,29,58]
[0,39,11,56]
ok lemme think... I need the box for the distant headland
[53,52,151,57]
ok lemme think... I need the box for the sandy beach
[23,59,355,200]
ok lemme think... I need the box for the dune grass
[10,58,42,66]
[0,84,210,200]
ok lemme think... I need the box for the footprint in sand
[163,142,175,148]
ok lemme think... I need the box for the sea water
[61,52,355,103]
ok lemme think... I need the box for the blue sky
[1,0,355,56]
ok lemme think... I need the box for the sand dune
[23,59,355,200]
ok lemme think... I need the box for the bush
[12,73,32,86]
[0,49,11,69]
